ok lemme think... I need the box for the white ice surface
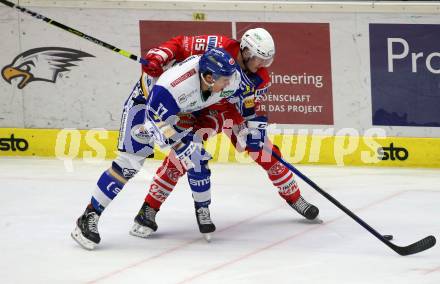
[0,157,439,284]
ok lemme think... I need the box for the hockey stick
[263,145,436,256]
[0,0,148,65]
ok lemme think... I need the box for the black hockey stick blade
[389,235,436,256]
[262,145,437,256]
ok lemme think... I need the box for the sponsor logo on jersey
[255,85,269,96]
[177,90,196,104]
[178,93,188,103]
[207,36,218,50]
[1,47,94,89]
[377,143,409,161]
[240,84,254,96]
[220,90,234,97]
[189,177,210,187]
[170,68,196,87]
[130,124,153,144]
[0,134,29,151]
[244,97,255,108]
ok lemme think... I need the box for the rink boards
[1,128,439,168]
[1,2,440,168]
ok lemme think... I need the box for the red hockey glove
[142,48,171,77]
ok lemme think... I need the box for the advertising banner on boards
[139,21,334,125]
[370,23,440,127]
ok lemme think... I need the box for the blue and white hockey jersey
[144,55,241,147]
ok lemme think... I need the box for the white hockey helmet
[240,28,275,67]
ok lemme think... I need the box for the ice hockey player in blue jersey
[141,48,240,241]
[71,47,240,249]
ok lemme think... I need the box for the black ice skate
[71,206,101,250]
[288,196,320,220]
[195,206,216,242]
[129,202,158,238]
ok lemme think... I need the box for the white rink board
[0,1,440,137]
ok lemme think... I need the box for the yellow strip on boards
[1,128,440,168]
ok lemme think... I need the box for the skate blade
[71,226,98,250]
[129,223,155,238]
[203,233,212,242]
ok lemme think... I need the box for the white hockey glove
[174,138,211,172]
[245,116,268,150]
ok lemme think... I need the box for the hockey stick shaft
[262,145,436,255]
[0,0,148,65]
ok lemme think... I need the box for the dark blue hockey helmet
[199,48,237,80]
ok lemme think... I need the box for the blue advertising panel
[370,24,440,127]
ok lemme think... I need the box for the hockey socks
[145,155,185,210]
[187,164,212,208]
[251,144,302,203]
[187,162,215,239]
[91,162,129,214]
[250,144,320,220]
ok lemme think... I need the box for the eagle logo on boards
[1,47,94,89]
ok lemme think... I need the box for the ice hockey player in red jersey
[130,28,320,238]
